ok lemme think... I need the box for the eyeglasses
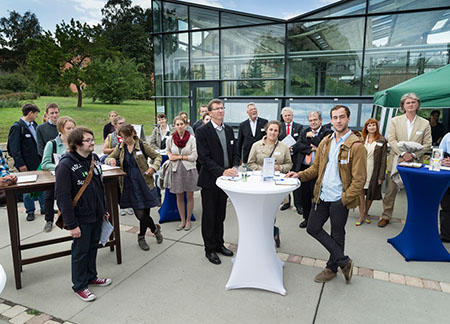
[211,107,225,111]
[82,138,95,143]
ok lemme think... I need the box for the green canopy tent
[372,64,450,135]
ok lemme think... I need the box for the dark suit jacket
[279,121,303,171]
[192,119,204,134]
[291,126,333,172]
[196,121,240,189]
[8,119,41,170]
[237,117,268,163]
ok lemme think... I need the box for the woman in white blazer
[166,116,200,231]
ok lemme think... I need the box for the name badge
[340,159,349,164]
[136,151,143,156]
[261,128,265,132]
[416,131,423,135]
[376,142,383,146]
[230,140,234,145]
[25,134,31,138]
[294,133,298,136]
[274,152,281,156]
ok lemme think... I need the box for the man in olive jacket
[286,105,366,284]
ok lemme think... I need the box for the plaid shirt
[0,149,10,177]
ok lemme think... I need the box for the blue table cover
[388,165,450,261]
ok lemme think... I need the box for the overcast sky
[0,0,339,32]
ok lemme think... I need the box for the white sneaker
[120,209,126,216]
[127,208,134,215]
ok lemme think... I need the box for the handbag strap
[269,141,279,158]
[72,157,95,207]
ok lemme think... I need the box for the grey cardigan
[149,124,175,150]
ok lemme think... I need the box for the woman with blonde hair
[356,118,387,226]
[166,116,200,231]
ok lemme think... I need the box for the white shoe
[127,208,134,215]
[120,209,126,216]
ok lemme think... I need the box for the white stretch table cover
[0,264,6,294]
[217,173,300,295]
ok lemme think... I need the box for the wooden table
[3,169,126,289]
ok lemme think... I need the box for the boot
[137,235,150,251]
[154,224,163,244]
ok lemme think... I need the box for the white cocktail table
[216,174,299,295]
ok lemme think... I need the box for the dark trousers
[71,218,102,292]
[44,191,55,222]
[440,188,450,241]
[201,185,227,253]
[307,199,350,273]
[300,164,316,222]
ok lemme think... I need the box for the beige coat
[247,137,293,173]
[149,124,175,150]
[387,114,432,173]
[166,135,198,172]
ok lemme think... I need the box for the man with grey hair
[379,93,431,227]
[279,106,303,212]
[237,102,268,163]
[292,111,333,228]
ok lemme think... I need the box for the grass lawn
[0,96,156,143]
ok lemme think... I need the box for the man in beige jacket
[379,93,432,227]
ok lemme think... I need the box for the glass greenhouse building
[152,0,450,128]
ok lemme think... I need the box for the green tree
[85,56,145,104]
[101,0,153,97]
[0,10,42,72]
[27,19,110,107]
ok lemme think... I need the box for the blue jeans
[23,193,45,215]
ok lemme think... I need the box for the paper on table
[263,157,275,179]
[101,164,120,171]
[17,175,38,183]
[274,178,300,185]
[221,176,241,181]
[281,135,296,148]
[100,219,114,246]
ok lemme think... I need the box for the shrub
[0,91,38,101]
[0,99,21,108]
[0,73,29,92]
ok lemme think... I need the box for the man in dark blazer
[292,111,333,228]
[7,103,45,221]
[279,107,303,212]
[237,102,268,163]
[192,104,209,134]
[196,99,240,265]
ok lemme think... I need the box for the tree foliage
[85,56,146,104]
[0,10,42,72]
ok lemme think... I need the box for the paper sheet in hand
[17,175,38,183]
[100,219,114,246]
[281,135,296,147]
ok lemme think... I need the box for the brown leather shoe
[341,259,354,284]
[378,219,389,227]
[314,268,337,283]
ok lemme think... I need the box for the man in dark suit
[279,107,303,212]
[196,99,240,265]
[7,103,45,221]
[192,105,209,134]
[292,111,333,228]
[237,102,268,163]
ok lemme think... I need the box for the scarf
[172,130,190,149]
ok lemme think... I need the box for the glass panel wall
[191,30,219,80]
[223,101,280,124]
[289,102,359,127]
[164,82,188,96]
[163,2,188,32]
[369,0,450,13]
[303,0,366,19]
[166,98,190,123]
[189,6,219,29]
[222,80,284,96]
[363,9,450,95]
[288,17,365,96]
[221,12,276,27]
[152,0,162,33]
[163,32,189,81]
[153,35,163,97]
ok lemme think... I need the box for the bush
[0,73,29,92]
[0,91,38,101]
[0,99,21,108]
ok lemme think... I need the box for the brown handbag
[56,157,95,230]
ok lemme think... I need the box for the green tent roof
[373,64,450,109]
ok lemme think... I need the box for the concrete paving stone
[313,259,327,269]
[318,274,450,324]
[43,321,60,324]
[9,312,34,324]
[439,282,450,293]
[1,306,27,319]
[373,270,389,281]
[0,300,3,303]
[389,273,406,285]
[287,255,302,264]
[353,266,358,275]
[25,314,52,324]
[300,257,315,266]
[277,252,289,262]
[422,279,442,291]
[0,305,12,314]
[357,267,373,278]
[118,224,133,232]
[405,276,423,288]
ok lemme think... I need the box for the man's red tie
[286,124,290,136]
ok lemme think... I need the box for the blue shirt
[320,130,352,202]
[0,149,10,177]
[439,132,450,153]
[21,118,37,142]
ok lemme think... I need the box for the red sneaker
[75,288,96,302]
[89,278,112,287]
